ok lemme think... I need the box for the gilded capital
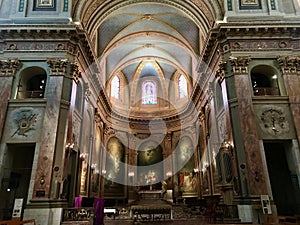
[71,62,82,84]
[277,56,300,75]
[0,58,20,77]
[229,56,251,74]
[215,61,227,83]
[47,58,69,76]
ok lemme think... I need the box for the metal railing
[62,207,94,222]
[253,87,280,96]
[16,91,44,99]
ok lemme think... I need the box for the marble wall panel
[0,77,13,139]
[234,73,268,195]
[2,106,45,143]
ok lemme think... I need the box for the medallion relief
[258,106,289,136]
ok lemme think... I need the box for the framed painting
[239,0,261,9]
[37,0,54,7]
[34,0,56,11]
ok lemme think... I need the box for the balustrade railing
[62,207,94,222]
[253,87,280,96]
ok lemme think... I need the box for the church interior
[0,0,300,224]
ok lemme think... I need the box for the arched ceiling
[72,0,224,85]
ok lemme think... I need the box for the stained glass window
[142,80,157,104]
[111,76,120,99]
[178,75,187,99]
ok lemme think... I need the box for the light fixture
[91,163,97,170]
[128,172,134,177]
[166,172,172,177]
[80,153,87,160]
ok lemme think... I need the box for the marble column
[0,59,20,139]
[164,132,172,178]
[228,56,268,196]
[128,134,137,185]
[32,58,73,200]
[277,56,300,142]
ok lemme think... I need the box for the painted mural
[137,141,163,187]
[104,137,125,195]
[175,136,197,196]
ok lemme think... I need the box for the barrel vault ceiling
[72,0,224,87]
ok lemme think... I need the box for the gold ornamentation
[11,113,38,137]
[215,61,227,83]
[259,107,289,135]
[229,56,251,74]
[0,58,20,76]
[277,56,300,75]
[47,58,69,76]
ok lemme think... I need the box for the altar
[138,190,162,200]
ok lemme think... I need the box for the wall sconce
[193,168,199,173]
[166,172,172,177]
[101,170,107,175]
[65,142,75,149]
[91,163,97,170]
[128,172,134,177]
[40,175,46,185]
[222,140,234,155]
[79,153,87,161]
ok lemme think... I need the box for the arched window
[26,74,46,98]
[142,80,157,104]
[111,76,120,99]
[178,75,187,99]
[75,82,83,113]
[251,65,280,96]
[215,82,224,111]
[17,67,47,99]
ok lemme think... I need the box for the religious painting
[178,156,197,197]
[137,141,163,187]
[142,80,157,105]
[239,0,261,9]
[79,157,88,196]
[104,137,125,197]
[175,137,197,197]
[175,136,194,171]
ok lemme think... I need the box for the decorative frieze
[0,58,20,76]
[277,56,300,75]
[229,56,251,74]
[47,58,69,76]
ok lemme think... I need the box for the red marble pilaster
[230,56,268,195]
[32,58,72,199]
[0,59,20,139]
[277,56,300,143]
